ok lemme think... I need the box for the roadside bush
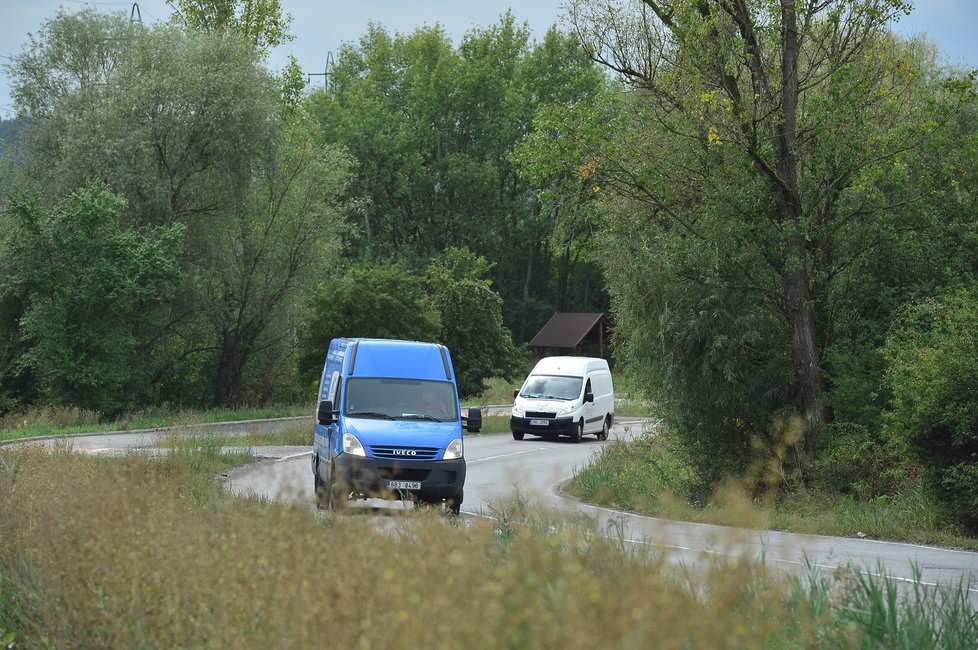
[810,422,911,500]
[882,284,978,533]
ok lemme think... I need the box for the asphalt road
[6,415,978,605]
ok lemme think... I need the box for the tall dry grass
[0,445,840,649]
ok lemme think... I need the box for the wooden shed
[528,312,610,359]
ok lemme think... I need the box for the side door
[583,377,597,433]
[315,370,342,478]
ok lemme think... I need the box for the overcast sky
[2,0,977,117]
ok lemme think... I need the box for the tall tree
[4,9,354,407]
[559,0,962,453]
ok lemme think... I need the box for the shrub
[882,284,978,533]
[810,422,911,499]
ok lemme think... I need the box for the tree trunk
[781,234,828,453]
[776,0,828,451]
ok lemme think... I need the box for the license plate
[386,480,421,490]
[529,419,549,426]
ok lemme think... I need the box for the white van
[510,356,614,443]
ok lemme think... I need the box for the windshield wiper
[396,413,442,422]
[349,411,394,420]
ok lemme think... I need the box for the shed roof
[528,312,607,349]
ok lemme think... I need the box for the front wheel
[570,420,583,444]
[328,479,348,512]
[313,460,327,509]
[448,490,463,515]
[512,430,524,441]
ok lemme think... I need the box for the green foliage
[426,247,526,397]
[882,284,978,533]
[4,9,354,409]
[2,184,183,415]
[297,261,442,384]
[171,0,294,56]
[305,15,611,342]
[296,249,524,399]
[809,422,911,499]
[532,0,978,490]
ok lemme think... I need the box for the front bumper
[333,454,465,501]
[510,415,576,435]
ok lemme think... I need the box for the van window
[327,370,340,404]
[593,373,611,396]
[345,378,457,422]
[520,376,583,400]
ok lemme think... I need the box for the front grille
[525,411,556,419]
[370,445,439,461]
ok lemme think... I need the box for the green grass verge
[0,404,310,442]
[567,426,978,552]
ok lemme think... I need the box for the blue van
[311,338,481,513]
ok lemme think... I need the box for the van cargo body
[511,356,614,443]
[312,338,480,513]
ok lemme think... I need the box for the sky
[1,0,976,117]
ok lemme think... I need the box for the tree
[1,184,183,414]
[4,8,354,408]
[558,0,965,456]
[297,261,442,385]
[426,248,524,398]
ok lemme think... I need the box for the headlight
[511,404,524,417]
[342,433,366,457]
[559,403,576,415]
[444,438,463,460]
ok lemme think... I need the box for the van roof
[529,356,609,376]
[341,338,453,381]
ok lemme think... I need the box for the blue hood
[344,417,460,450]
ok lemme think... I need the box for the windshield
[519,375,583,401]
[344,378,458,422]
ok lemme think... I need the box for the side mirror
[317,400,337,426]
[464,406,482,433]
[584,391,594,404]
[513,388,519,399]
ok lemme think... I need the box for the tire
[328,479,348,512]
[326,463,348,512]
[570,420,583,444]
[512,430,524,441]
[598,417,610,441]
[313,463,326,509]
[448,490,463,515]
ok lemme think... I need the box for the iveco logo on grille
[393,449,418,456]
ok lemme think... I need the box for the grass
[0,370,656,444]
[568,423,978,552]
[463,376,521,407]
[154,421,312,449]
[2,445,977,647]
[0,404,309,443]
[6,387,974,553]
